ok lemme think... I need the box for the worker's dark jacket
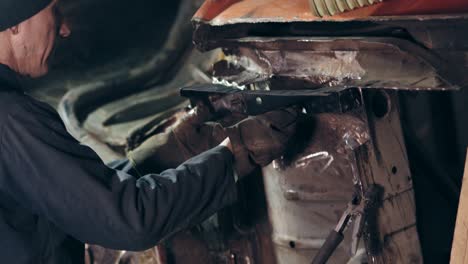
[0,64,237,263]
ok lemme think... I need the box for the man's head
[0,0,71,77]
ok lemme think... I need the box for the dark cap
[0,0,53,32]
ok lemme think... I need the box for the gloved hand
[128,105,298,177]
[127,103,229,174]
[213,108,298,177]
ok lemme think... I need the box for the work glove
[127,104,228,174]
[212,108,298,177]
[128,105,298,178]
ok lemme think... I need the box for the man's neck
[0,32,18,73]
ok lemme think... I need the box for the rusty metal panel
[259,91,422,263]
[210,38,460,90]
[262,113,369,263]
[357,90,422,263]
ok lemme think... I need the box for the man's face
[10,0,71,77]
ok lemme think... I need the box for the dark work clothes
[0,64,237,263]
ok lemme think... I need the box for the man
[0,0,298,263]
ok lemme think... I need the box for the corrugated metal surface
[193,0,468,25]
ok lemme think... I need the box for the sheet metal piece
[211,37,459,91]
[192,12,468,91]
[181,84,362,116]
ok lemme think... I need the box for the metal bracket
[180,84,362,116]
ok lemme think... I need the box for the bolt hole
[372,91,391,118]
[256,97,263,105]
[289,241,296,248]
[391,166,398,174]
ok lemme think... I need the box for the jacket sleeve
[0,98,237,251]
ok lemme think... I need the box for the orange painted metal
[193,0,468,24]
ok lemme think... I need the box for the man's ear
[9,26,19,35]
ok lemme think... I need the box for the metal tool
[180,84,361,116]
[311,184,384,264]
